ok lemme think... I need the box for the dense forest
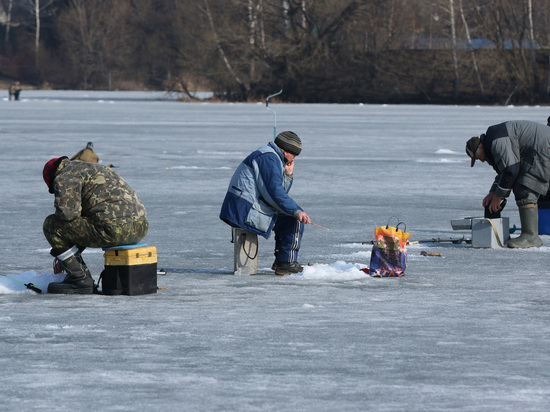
[1,0,550,104]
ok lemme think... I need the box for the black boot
[48,246,94,294]
[274,261,303,275]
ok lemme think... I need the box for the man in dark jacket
[8,81,21,100]
[220,131,311,274]
[466,120,550,248]
[42,157,148,294]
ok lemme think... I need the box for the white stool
[232,228,258,275]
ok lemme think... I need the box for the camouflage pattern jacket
[52,158,147,224]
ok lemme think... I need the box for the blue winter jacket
[220,142,302,239]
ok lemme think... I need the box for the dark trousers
[43,214,148,253]
[274,214,304,263]
[513,183,541,206]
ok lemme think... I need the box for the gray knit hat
[275,131,302,156]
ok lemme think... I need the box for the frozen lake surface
[1,90,549,411]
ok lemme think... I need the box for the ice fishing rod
[266,88,283,139]
[311,223,330,231]
[362,236,471,245]
[3,276,42,293]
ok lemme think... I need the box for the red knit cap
[43,157,66,193]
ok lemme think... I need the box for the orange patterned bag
[369,220,411,277]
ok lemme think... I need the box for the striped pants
[274,214,304,263]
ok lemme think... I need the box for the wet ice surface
[1,91,549,411]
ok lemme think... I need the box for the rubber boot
[47,246,94,294]
[508,204,543,248]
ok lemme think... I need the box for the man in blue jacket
[466,120,550,248]
[220,131,311,274]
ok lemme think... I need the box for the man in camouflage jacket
[42,157,148,294]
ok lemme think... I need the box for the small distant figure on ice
[220,131,311,275]
[42,156,148,294]
[466,120,550,248]
[8,81,21,101]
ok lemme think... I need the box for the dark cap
[275,131,302,156]
[466,136,481,167]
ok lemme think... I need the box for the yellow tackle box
[102,245,157,296]
[104,245,157,266]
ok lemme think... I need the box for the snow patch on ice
[435,149,459,154]
[197,150,244,156]
[416,158,464,164]
[0,271,64,295]
[415,149,463,163]
[336,242,366,249]
[299,261,369,280]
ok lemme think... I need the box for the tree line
[1,0,550,104]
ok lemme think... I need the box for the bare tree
[1,0,18,46]
[458,0,485,98]
[448,0,459,98]
[526,0,539,91]
[248,0,265,78]
[472,0,539,103]
[21,0,55,71]
[282,0,290,34]
[56,0,134,88]
[201,0,249,97]
[5,0,550,103]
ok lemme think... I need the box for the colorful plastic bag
[369,219,411,277]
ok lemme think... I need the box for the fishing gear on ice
[4,275,42,294]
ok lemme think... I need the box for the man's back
[54,160,147,223]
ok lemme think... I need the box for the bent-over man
[466,120,550,248]
[43,157,148,294]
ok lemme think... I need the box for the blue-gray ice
[1,91,549,411]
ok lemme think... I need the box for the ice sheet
[1,91,549,411]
